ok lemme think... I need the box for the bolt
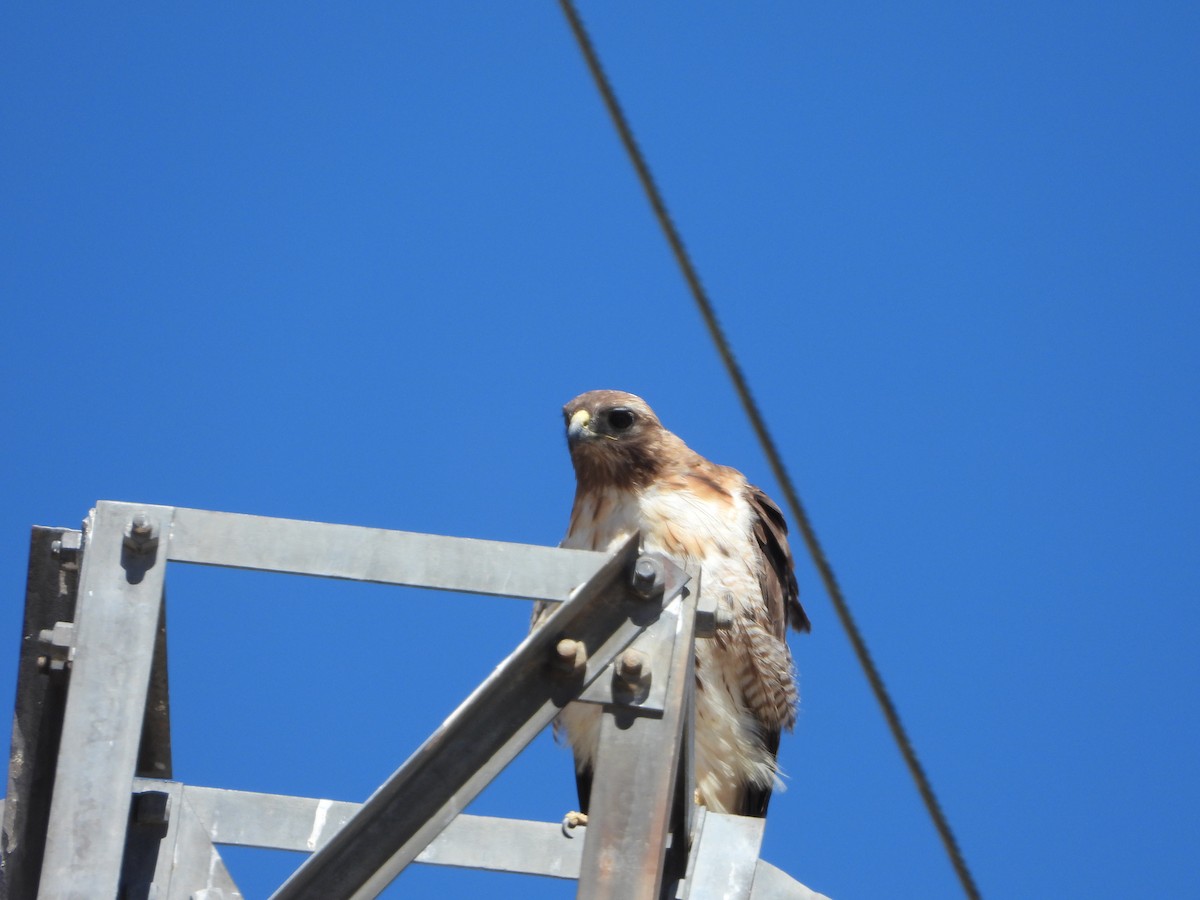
[38,657,71,676]
[715,592,736,631]
[631,557,662,598]
[51,531,82,561]
[123,514,160,555]
[36,622,74,676]
[616,649,646,685]
[553,638,587,675]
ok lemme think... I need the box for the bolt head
[52,531,82,561]
[133,790,171,827]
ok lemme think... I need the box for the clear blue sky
[3,3,1198,898]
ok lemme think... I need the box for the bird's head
[563,390,684,491]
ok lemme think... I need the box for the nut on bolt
[133,790,172,827]
[50,531,82,561]
[631,556,662,598]
[37,621,75,675]
[615,648,647,686]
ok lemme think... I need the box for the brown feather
[746,485,811,635]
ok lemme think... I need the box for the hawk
[539,389,810,817]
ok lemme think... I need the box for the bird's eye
[607,408,636,431]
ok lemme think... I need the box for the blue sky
[3,3,1198,898]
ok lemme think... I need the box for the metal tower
[2,501,828,899]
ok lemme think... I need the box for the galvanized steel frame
[2,501,825,900]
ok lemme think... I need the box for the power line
[555,2,981,897]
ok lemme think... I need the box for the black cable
[556,2,981,897]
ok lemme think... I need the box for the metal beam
[750,861,833,900]
[270,537,688,900]
[136,596,173,780]
[19,776,834,898]
[132,780,832,897]
[176,783,360,855]
[576,567,699,900]
[165,782,587,880]
[1,526,81,898]
[167,505,611,600]
[38,502,171,898]
[682,809,764,900]
[161,788,243,900]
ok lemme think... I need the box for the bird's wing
[746,484,810,636]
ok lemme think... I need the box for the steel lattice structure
[1,501,827,899]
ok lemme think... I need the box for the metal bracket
[572,552,687,714]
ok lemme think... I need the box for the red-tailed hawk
[542,389,810,817]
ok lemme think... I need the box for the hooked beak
[567,409,592,443]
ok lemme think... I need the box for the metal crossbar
[1,501,828,899]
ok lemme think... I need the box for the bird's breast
[564,487,642,552]
[566,484,755,583]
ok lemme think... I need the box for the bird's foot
[561,811,589,836]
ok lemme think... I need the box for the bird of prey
[539,389,810,818]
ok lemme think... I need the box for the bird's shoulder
[651,447,745,504]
